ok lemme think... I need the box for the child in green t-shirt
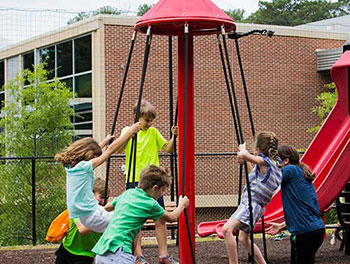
[92,165,189,264]
[118,100,178,264]
[55,178,109,264]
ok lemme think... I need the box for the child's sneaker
[136,255,149,264]
[330,233,336,245]
[274,234,283,241]
[158,255,179,264]
[280,231,288,239]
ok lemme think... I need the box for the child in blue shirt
[55,122,140,233]
[267,145,324,264]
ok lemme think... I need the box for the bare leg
[133,232,143,258]
[223,218,242,264]
[155,219,168,256]
[239,231,266,264]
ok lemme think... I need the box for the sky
[0,0,260,15]
[0,0,260,49]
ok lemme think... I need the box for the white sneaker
[330,234,336,245]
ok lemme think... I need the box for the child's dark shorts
[126,182,165,208]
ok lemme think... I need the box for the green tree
[0,64,74,156]
[137,3,154,16]
[67,6,121,25]
[92,6,121,16]
[67,12,91,25]
[224,9,246,21]
[0,64,74,246]
[308,82,337,133]
[247,0,350,26]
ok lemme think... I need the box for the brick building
[0,15,346,224]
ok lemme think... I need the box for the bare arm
[75,221,92,236]
[116,127,131,153]
[162,126,178,153]
[160,196,189,222]
[92,122,141,169]
[99,134,115,149]
[237,143,266,166]
[246,162,254,173]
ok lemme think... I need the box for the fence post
[31,156,36,246]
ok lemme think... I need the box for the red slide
[198,51,350,239]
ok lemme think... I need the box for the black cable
[217,33,244,247]
[235,35,270,261]
[222,26,255,264]
[174,100,179,203]
[127,26,152,187]
[126,139,135,188]
[168,35,177,241]
[234,38,255,137]
[169,35,175,202]
[174,99,179,245]
[104,31,137,204]
[217,35,240,144]
[182,23,196,264]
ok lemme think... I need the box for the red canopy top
[135,0,236,35]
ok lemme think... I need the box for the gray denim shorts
[95,247,135,264]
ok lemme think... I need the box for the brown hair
[138,165,171,191]
[93,177,110,199]
[278,145,315,182]
[55,137,102,168]
[256,131,281,167]
[133,99,156,119]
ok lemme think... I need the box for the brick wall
[103,24,343,210]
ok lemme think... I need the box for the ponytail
[256,131,282,168]
[300,163,315,182]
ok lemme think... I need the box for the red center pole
[178,30,195,263]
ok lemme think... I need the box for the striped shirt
[242,154,282,207]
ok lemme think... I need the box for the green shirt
[123,126,167,183]
[92,188,164,255]
[62,218,101,258]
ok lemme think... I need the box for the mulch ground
[0,235,349,263]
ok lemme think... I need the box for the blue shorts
[126,182,165,208]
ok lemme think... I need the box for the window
[57,41,72,77]
[61,77,73,92]
[38,34,93,137]
[23,51,34,86]
[75,73,91,98]
[40,46,55,80]
[75,35,91,74]
[72,103,92,137]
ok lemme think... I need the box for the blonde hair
[256,131,281,168]
[138,165,171,191]
[278,145,315,182]
[133,99,156,119]
[55,137,102,168]
[93,177,110,199]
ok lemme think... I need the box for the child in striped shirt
[223,131,282,264]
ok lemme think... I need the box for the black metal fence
[0,153,238,247]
